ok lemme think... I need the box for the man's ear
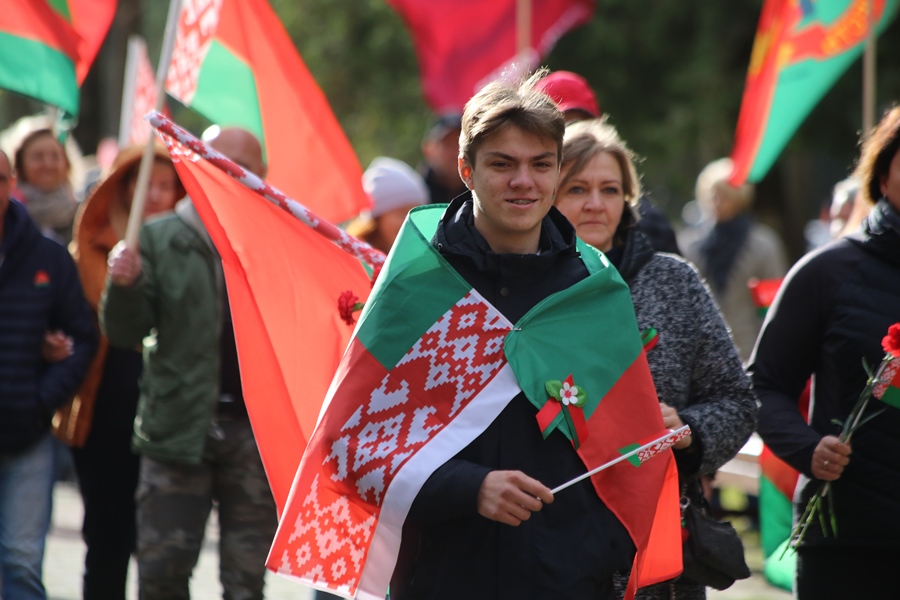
[458,158,473,189]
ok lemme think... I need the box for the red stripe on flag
[0,3,79,60]
[68,0,117,83]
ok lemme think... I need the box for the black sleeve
[407,459,492,524]
[748,244,847,477]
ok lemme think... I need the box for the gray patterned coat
[612,229,758,600]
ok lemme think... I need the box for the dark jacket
[390,195,634,600]
[750,200,900,547]
[0,199,97,454]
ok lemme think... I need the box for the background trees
[3,0,898,260]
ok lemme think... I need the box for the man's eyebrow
[482,151,557,161]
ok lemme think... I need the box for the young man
[390,71,636,600]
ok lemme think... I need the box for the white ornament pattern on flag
[166,0,223,104]
[276,292,511,593]
[874,358,899,400]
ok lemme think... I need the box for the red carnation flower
[883,323,900,358]
[338,291,363,326]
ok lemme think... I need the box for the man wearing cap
[419,114,468,205]
[536,71,681,255]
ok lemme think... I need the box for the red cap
[535,71,600,117]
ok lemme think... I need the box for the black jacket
[750,200,900,547]
[0,199,97,454]
[390,195,634,600]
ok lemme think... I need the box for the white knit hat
[362,157,429,218]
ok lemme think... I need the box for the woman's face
[555,151,625,252]
[125,161,180,218]
[880,146,900,213]
[21,135,68,192]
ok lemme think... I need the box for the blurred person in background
[553,118,756,600]
[750,106,900,599]
[537,70,680,255]
[53,144,183,600]
[419,113,467,204]
[681,158,787,363]
[345,156,429,254]
[0,148,96,600]
[13,129,77,245]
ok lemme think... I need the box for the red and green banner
[165,0,370,225]
[729,0,899,186]
[48,0,118,84]
[158,134,374,515]
[0,2,81,115]
[267,205,680,599]
[388,0,595,112]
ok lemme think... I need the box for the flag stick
[862,0,877,133]
[124,0,182,248]
[146,111,387,268]
[516,0,532,56]
[118,36,144,149]
[550,425,690,495]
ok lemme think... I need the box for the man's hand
[107,241,142,287]
[660,402,692,449]
[811,435,851,481]
[477,470,554,527]
[42,330,73,362]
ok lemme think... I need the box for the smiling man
[389,70,639,600]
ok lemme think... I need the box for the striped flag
[267,205,681,599]
[729,0,899,186]
[165,0,370,224]
[50,0,118,84]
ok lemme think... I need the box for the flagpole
[550,425,690,495]
[146,112,387,268]
[516,0,532,56]
[862,0,877,133]
[124,0,182,248]
[118,36,144,149]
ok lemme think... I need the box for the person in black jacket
[750,105,900,599]
[0,149,97,599]
[390,70,636,600]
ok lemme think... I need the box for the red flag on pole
[388,0,595,112]
[158,138,374,514]
[64,0,118,84]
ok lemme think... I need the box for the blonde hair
[559,117,641,206]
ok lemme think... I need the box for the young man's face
[460,125,559,254]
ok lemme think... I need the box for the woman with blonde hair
[554,118,757,600]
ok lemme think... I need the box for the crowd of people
[0,69,898,600]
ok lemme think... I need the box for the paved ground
[44,482,791,599]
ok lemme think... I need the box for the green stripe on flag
[47,0,72,22]
[759,474,793,559]
[618,442,643,467]
[190,40,265,150]
[880,385,900,410]
[355,205,473,369]
[0,32,78,115]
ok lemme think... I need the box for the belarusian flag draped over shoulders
[387,0,595,112]
[166,0,370,224]
[0,2,81,115]
[157,134,374,514]
[268,205,681,599]
[48,0,118,84]
[729,0,899,186]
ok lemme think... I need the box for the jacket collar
[432,192,579,273]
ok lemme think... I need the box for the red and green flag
[158,134,374,515]
[165,0,370,225]
[48,0,118,84]
[388,0,595,112]
[267,205,681,599]
[729,0,899,186]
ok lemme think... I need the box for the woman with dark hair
[13,128,77,244]
[554,118,757,600]
[750,106,900,598]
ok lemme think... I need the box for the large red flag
[166,0,370,225]
[388,0,595,112]
[159,137,374,514]
[63,0,118,84]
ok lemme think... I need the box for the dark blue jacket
[0,199,97,454]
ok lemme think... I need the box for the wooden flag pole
[123,0,182,248]
[516,0,532,56]
[862,0,877,134]
[118,36,144,149]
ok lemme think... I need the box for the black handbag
[678,481,751,590]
